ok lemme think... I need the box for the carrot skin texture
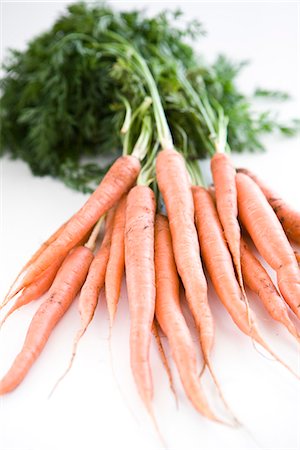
[1,221,69,307]
[193,186,253,335]
[194,187,300,380]
[240,239,299,339]
[78,209,115,329]
[238,168,300,244]
[156,149,214,359]
[125,185,156,410]
[105,195,127,324]
[0,246,93,395]
[3,229,92,309]
[48,213,115,393]
[211,153,244,296]
[236,173,300,319]
[21,221,68,274]
[1,257,64,324]
[21,156,140,287]
[155,214,218,421]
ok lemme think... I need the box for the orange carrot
[49,211,115,394]
[236,173,300,320]
[207,185,216,201]
[211,153,248,313]
[76,211,114,339]
[1,229,93,317]
[240,238,299,340]
[105,195,127,325]
[154,214,221,422]
[156,149,214,364]
[125,185,156,412]
[295,250,300,265]
[16,156,140,292]
[0,246,94,394]
[1,220,69,309]
[193,185,298,377]
[237,168,300,244]
[20,220,69,273]
[0,256,65,327]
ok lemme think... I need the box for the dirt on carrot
[125,185,156,413]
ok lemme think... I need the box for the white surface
[1,2,300,450]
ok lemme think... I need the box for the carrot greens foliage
[1,2,298,192]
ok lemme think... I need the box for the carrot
[156,150,234,414]
[236,173,300,320]
[1,220,69,309]
[76,211,114,339]
[105,195,127,325]
[295,250,300,265]
[193,185,298,378]
[125,185,156,412]
[49,211,115,394]
[15,155,140,292]
[156,149,214,365]
[1,229,93,320]
[207,185,216,201]
[0,256,64,327]
[240,238,299,340]
[0,246,94,394]
[237,168,300,244]
[211,153,249,316]
[154,214,222,422]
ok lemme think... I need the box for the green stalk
[132,115,152,161]
[137,142,158,187]
[119,95,132,134]
[134,53,173,151]
[122,97,152,156]
[148,41,230,155]
[179,71,230,154]
[178,70,216,141]
[99,32,174,151]
[186,159,205,187]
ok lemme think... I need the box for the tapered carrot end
[252,330,300,379]
[205,358,241,426]
[192,393,235,427]
[48,325,87,398]
[107,303,117,328]
[286,323,300,344]
[0,286,23,311]
[146,403,168,449]
[198,362,207,379]
[152,320,178,407]
[0,304,18,329]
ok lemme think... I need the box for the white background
[1,2,300,450]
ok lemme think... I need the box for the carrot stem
[119,95,132,135]
[100,32,174,151]
[123,97,152,157]
[85,217,104,251]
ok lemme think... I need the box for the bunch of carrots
[1,30,299,437]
